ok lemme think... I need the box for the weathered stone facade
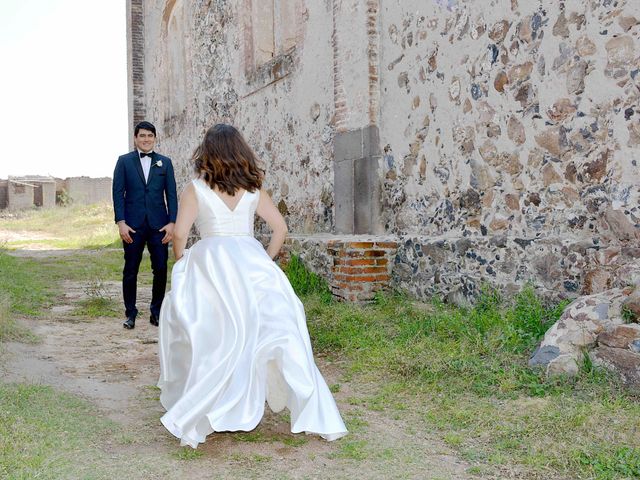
[130,0,640,302]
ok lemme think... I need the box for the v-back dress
[157,178,347,448]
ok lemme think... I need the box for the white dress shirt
[139,151,152,182]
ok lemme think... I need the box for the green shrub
[284,254,332,303]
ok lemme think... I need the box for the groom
[112,121,178,330]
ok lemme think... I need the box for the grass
[300,286,640,479]
[73,276,121,317]
[284,253,333,303]
[0,383,120,479]
[173,448,205,460]
[330,439,369,460]
[281,436,308,447]
[0,291,38,344]
[0,248,125,317]
[0,203,120,249]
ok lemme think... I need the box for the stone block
[362,124,381,158]
[334,158,353,234]
[354,155,382,234]
[334,129,363,162]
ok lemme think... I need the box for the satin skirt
[158,236,348,448]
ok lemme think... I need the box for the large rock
[529,289,630,373]
[598,324,640,349]
[531,271,640,389]
[591,346,640,389]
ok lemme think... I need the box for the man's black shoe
[123,317,136,329]
[150,313,159,327]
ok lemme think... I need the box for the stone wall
[39,182,56,208]
[378,0,639,300]
[139,0,336,232]
[62,177,112,205]
[7,181,35,211]
[0,180,7,209]
[127,0,147,142]
[133,0,640,302]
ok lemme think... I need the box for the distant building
[58,176,112,205]
[0,176,112,210]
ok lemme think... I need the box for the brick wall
[366,0,380,125]
[328,240,397,302]
[127,0,146,145]
[277,234,397,303]
[331,0,347,132]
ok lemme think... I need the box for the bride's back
[192,178,259,238]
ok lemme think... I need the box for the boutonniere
[153,160,163,168]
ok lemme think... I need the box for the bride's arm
[172,183,198,261]
[256,189,288,259]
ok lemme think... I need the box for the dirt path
[1,249,474,479]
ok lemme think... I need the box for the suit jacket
[112,150,178,230]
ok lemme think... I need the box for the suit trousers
[122,219,168,319]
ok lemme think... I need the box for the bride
[157,124,348,448]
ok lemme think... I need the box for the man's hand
[160,222,175,244]
[118,221,136,244]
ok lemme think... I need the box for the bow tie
[140,151,153,158]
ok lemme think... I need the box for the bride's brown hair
[193,124,264,195]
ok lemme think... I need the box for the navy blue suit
[112,150,178,320]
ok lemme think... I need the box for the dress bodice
[192,178,259,237]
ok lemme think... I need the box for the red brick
[349,275,380,282]
[346,258,377,266]
[359,266,387,274]
[345,241,375,249]
[346,250,385,258]
[334,257,376,266]
[333,274,350,282]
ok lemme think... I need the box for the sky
[0,0,128,179]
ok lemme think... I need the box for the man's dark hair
[134,121,156,137]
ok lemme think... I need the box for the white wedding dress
[158,178,347,448]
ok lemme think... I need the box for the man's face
[134,129,156,153]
